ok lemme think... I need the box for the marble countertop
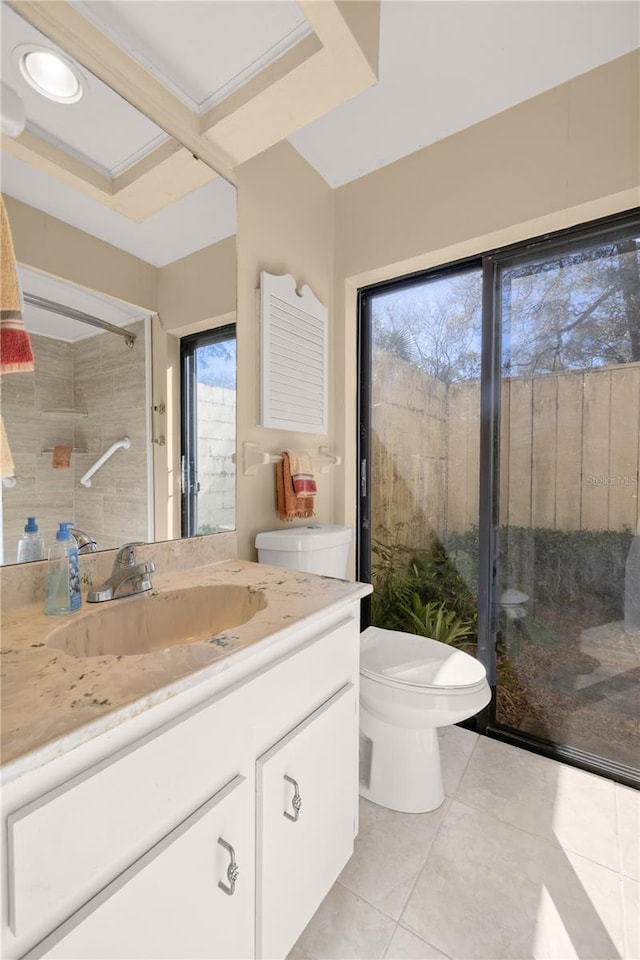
[1,560,371,781]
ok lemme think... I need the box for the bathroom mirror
[0,1,237,564]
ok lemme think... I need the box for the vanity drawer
[22,775,253,960]
[7,691,245,940]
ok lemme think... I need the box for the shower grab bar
[80,437,130,488]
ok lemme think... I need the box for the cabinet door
[24,775,253,960]
[256,684,358,960]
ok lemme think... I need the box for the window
[181,324,236,538]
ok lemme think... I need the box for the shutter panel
[260,272,328,433]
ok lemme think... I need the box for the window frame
[180,323,236,539]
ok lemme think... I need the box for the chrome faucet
[69,526,98,555]
[87,542,156,603]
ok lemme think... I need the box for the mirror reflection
[0,2,237,565]
[1,265,152,563]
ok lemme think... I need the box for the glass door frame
[357,207,640,789]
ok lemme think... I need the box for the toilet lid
[360,626,487,689]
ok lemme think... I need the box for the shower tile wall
[2,335,75,559]
[1,321,149,562]
[73,320,148,551]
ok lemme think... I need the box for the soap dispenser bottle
[17,516,45,563]
[44,522,82,615]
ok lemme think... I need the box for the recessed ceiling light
[16,45,84,104]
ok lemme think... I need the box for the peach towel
[276,451,315,521]
[52,445,73,469]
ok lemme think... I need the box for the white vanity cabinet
[2,606,361,960]
[256,684,358,960]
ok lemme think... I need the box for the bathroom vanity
[0,560,371,960]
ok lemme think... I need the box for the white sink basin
[47,584,267,658]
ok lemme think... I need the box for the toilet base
[359,704,445,813]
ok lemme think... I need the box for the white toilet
[255,524,491,815]
[360,627,490,813]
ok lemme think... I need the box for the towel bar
[233,441,341,476]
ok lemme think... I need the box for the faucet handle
[114,542,146,569]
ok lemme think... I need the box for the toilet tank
[255,524,353,578]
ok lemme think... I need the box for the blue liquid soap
[44,522,82,615]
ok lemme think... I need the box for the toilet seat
[360,625,486,691]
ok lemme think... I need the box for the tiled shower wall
[1,321,149,563]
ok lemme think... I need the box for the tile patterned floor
[287,727,639,960]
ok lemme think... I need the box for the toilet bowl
[359,626,491,813]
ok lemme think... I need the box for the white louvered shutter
[260,272,328,433]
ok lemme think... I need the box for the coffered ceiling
[1,1,637,268]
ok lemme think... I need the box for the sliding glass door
[358,210,640,785]
[495,226,640,773]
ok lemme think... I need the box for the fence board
[506,378,533,528]
[608,365,640,532]
[581,370,611,530]
[531,376,558,528]
[554,374,583,531]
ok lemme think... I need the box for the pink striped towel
[286,450,317,497]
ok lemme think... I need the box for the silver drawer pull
[284,774,302,822]
[218,837,239,896]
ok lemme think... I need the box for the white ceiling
[19,265,149,342]
[290,0,640,187]
[72,0,312,113]
[1,0,638,266]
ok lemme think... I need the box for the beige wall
[158,236,236,333]
[333,51,640,544]
[235,140,335,559]
[3,197,157,313]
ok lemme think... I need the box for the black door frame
[356,207,640,789]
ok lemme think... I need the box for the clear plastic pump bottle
[44,522,82,615]
[17,516,45,563]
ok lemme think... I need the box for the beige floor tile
[456,736,619,870]
[623,877,639,960]
[616,785,640,881]
[402,800,625,960]
[384,925,450,959]
[287,882,396,960]
[340,797,449,920]
[439,724,478,797]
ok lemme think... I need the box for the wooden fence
[372,350,640,548]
